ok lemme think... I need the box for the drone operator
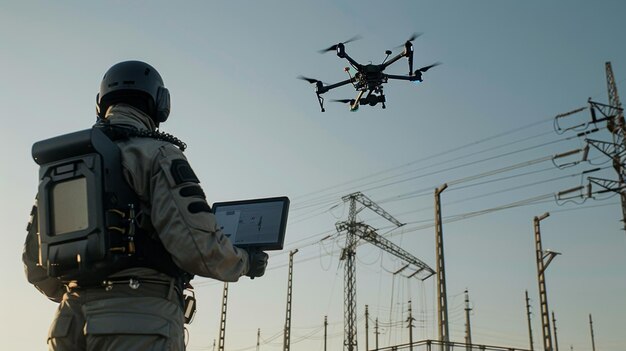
[23,60,269,350]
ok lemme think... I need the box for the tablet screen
[212,196,289,250]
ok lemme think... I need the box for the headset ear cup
[155,87,170,123]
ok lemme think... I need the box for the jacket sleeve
[143,144,249,282]
[22,201,65,303]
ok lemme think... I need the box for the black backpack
[32,125,184,284]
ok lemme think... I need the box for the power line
[290,117,558,210]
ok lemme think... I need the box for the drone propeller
[318,35,362,53]
[407,32,422,42]
[414,62,441,74]
[297,75,322,84]
[395,32,422,48]
[332,99,355,104]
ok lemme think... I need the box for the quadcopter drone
[299,34,439,112]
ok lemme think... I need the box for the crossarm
[336,222,435,280]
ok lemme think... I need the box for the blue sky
[2,1,626,350]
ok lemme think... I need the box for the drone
[299,34,439,112]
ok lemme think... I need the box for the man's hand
[245,248,269,279]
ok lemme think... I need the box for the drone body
[299,34,439,112]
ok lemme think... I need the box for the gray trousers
[47,280,185,351]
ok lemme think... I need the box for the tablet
[212,196,289,250]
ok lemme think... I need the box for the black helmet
[96,60,170,123]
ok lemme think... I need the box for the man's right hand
[245,249,269,279]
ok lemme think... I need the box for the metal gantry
[336,192,435,351]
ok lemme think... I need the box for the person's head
[96,60,170,126]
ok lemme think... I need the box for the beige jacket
[106,104,249,281]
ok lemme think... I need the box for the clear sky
[2,1,626,350]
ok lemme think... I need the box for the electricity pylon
[336,192,435,351]
[586,62,626,230]
[605,62,626,230]
[554,63,625,230]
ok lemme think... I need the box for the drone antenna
[344,67,357,88]
[382,50,392,64]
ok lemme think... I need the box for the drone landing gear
[351,90,366,111]
[316,93,325,112]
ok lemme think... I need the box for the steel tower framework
[336,192,435,351]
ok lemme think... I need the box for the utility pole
[257,329,261,351]
[407,300,415,351]
[589,314,596,351]
[375,318,380,351]
[336,192,435,351]
[533,213,560,351]
[218,283,229,351]
[552,311,559,351]
[464,289,472,351]
[435,184,450,350]
[365,305,370,351]
[284,249,298,351]
[324,316,328,351]
[525,290,534,351]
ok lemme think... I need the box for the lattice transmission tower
[335,192,435,351]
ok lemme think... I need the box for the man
[23,60,268,350]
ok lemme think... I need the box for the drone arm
[319,78,355,93]
[337,49,363,71]
[385,73,422,82]
[381,51,408,70]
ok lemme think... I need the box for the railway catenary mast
[218,283,229,351]
[283,249,298,351]
[336,192,435,351]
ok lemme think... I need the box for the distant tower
[525,290,534,351]
[589,314,597,351]
[464,289,472,351]
[552,311,559,351]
